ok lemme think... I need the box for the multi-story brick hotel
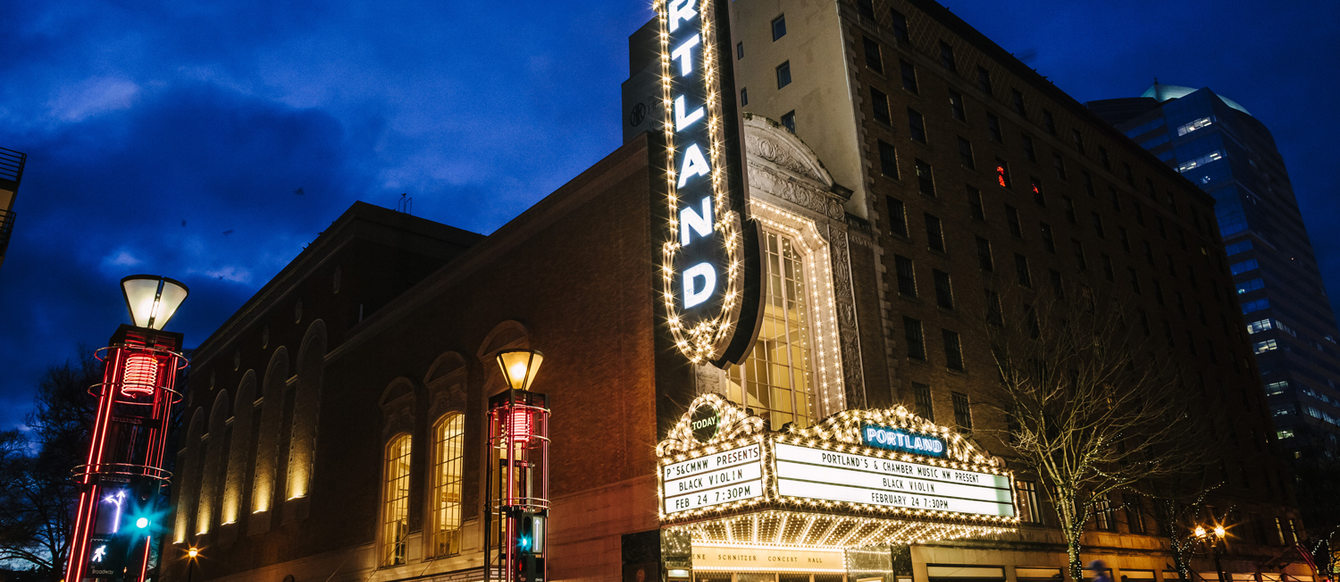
[161,1,1308,581]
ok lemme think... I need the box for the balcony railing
[0,146,25,189]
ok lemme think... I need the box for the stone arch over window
[250,346,289,521]
[424,352,468,420]
[379,377,420,439]
[286,319,326,502]
[715,116,854,423]
[380,433,413,566]
[476,320,533,393]
[173,407,205,544]
[221,370,256,527]
[196,389,231,534]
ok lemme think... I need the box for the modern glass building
[1090,85,1340,463]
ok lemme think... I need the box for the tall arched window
[428,414,465,557]
[381,434,412,566]
[728,230,815,428]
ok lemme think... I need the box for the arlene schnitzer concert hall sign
[655,0,761,366]
[657,394,1018,549]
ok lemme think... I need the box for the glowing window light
[121,353,158,396]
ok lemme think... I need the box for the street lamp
[487,348,550,582]
[1195,522,1229,582]
[186,546,200,582]
[64,275,188,582]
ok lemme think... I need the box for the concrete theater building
[163,1,1307,582]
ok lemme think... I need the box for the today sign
[656,0,751,365]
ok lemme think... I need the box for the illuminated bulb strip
[657,0,745,364]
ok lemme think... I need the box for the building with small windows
[1089,83,1340,539]
[164,1,1307,582]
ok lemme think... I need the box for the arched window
[728,230,815,428]
[428,414,465,557]
[381,434,412,566]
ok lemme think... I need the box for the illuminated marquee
[655,0,754,365]
[657,394,1018,547]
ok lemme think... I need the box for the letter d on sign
[683,263,717,309]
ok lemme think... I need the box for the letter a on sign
[677,143,711,188]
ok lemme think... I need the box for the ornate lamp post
[485,349,550,582]
[65,275,188,582]
[1195,523,1229,582]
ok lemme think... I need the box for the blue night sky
[1,1,1337,431]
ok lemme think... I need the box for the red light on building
[996,165,1009,188]
[509,408,532,443]
[120,353,158,397]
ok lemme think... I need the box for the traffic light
[513,511,545,582]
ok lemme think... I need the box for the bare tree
[0,352,98,580]
[1144,480,1224,581]
[986,291,1212,582]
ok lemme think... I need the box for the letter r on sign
[667,0,698,33]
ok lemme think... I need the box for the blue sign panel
[861,424,947,457]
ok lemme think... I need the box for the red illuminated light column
[66,275,188,582]
[486,349,550,582]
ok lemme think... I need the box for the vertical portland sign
[657,0,761,366]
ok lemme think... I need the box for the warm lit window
[429,414,465,557]
[382,435,412,566]
[728,228,823,429]
[1016,480,1041,524]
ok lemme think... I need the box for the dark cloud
[2,0,1338,433]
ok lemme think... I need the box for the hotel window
[1053,152,1067,180]
[1091,212,1105,238]
[878,140,899,178]
[985,289,1003,326]
[1011,88,1026,116]
[1099,146,1110,170]
[1072,128,1086,153]
[939,41,957,72]
[1125,494,1147,533]
[895,255,917,297]
[1083,172,1095,197]
[871,88,892,125]
[994,157,1011,188]
[857,0,875,18]
[381,434,412,566]
[957,137,974,168]
[1063,196,1076,223]
[1254,339,1278,354]
[1247,318,1273,334]
[1016,480,1042,524]
[888,196,908,237]
[736,41,744,60]
[728,230,814,428]
[863,36,883,73]
[933,269,954,310]
[740,88,748,106]
[912,382,933,420]
[429,414,465,557]
[1128,268,1141,294]
[890,9,910,42]
[924,213,944,252]
[949,91,966,121]
[908,108,926,143]
[1015,254,1032,288]
[943,330,964,371]
[915,159,935,196]
[1021,133,1036,161]
[976,66,992,95]
[1030,177,1045,206]
[1043,109,1056,135]
[976,237,994,272]
[966,186,984,220]
[904,317,926,360]
[1101,254,1114,282]
[900,60,918,93]
[1094,494,1117,531]
[952,392,972,431]
[775,61,791,89]
[780,110,796,133]
[771,14,787,41]
[987,113,1003,143]
[1039,222,1055,253]
[1005,205,1022,238]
